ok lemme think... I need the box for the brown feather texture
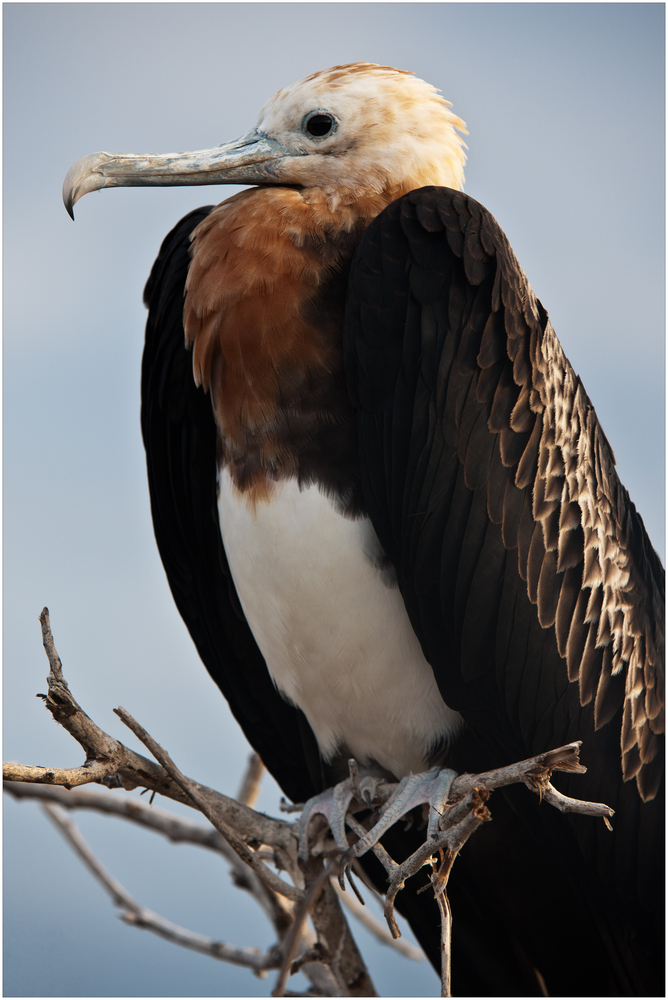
[183,187,375,509]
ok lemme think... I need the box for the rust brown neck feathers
[183,185,395,510]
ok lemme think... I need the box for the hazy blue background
[4,3,664,997]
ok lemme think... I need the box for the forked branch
[334,744,613,996]
[4,608,376,997]
[43,802,277,972]
[5,608,615,998]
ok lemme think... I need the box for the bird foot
[298,758,393,862]
[296,743,611,949]
[298,779,356,861]
[349,766,458,860]
[298,761,458,881]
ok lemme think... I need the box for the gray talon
[352,767,459,858]
[298,765,459,873]
[427,768,457,838]
[298,779,355,861]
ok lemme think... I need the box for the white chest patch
[217,469,462,779]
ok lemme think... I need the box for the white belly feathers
[217,468,462,779]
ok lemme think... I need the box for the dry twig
[4,611,295,853]
[4,608,376,998]
[42,802,278,972]
[273,859,341,998]
[331,879,425,961]
[5,608,615,998]
[237,753,265,808]
[5,782,232,853]
[114,705,302,904]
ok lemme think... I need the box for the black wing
[141,208,322,804]
[345,187,664,994]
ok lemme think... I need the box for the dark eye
[303,111,337,138]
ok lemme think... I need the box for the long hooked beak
[63,130,296,218]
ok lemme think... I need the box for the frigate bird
[63,64,663,996]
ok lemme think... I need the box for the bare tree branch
[444,742,613,820]
[4,780,345,995]
[542,782,614,828]
[4,610,382,997]
[237,753,265,808]
[6,608,615,998]
[301,854,379,998]
[331,879,425,961]
[431,854,454,1000]
[2,761,114,786]
[42,802,279,972]
[3,610,297,856]
[113,705,303,904]
[273,859,340,998]
[5,781,233,854]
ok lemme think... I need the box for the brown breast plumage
[183,186,370,512]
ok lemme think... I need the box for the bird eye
[303,111,337,139]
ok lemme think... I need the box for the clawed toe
[298,763,458,873]
[351,766,458,858]
[298,778,357,861]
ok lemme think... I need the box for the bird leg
[299,762,460,909]
[297,759,392,862]
[348,766,458,860]
[300,742,613,897]
[297,740,614,979]
[298,780,357,860]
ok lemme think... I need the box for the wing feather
[344,186,663,992]
[345,186,663,798]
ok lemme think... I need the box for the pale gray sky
[4,3,664,997]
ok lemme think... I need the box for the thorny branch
[4,607,615,997]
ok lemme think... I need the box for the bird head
[63,63,467,216]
